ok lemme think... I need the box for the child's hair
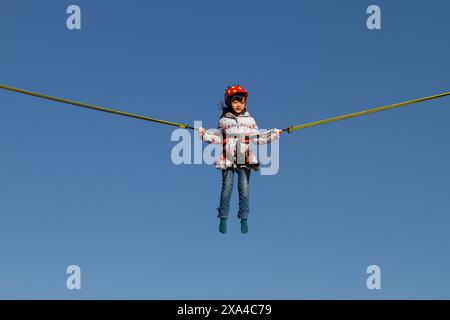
[218,93,247,118]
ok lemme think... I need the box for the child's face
[230,96,246,114]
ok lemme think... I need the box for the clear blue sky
[1,0,449,299]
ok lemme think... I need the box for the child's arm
[198,122,223,144]
[249,121,283,145]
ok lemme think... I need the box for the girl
[198,84,283,234]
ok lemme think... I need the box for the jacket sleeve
[198,120,223,144]
[249,120,280,145]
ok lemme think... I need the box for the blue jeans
[217,167,251,219]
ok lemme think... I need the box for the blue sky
[1,0,449,299]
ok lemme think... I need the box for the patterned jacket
[199,111,279,171]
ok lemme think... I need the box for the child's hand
[198,127,206,134]
[273,128,284,135]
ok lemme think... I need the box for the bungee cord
[0,84,193,130]
[1,84,449,135]
[283,91,450,133]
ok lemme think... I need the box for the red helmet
[224,84,248,107]
[224,84,248,99]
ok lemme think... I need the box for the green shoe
[240,219,248,234]
[219,218,227,234]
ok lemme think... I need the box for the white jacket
[199,111,279,171]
